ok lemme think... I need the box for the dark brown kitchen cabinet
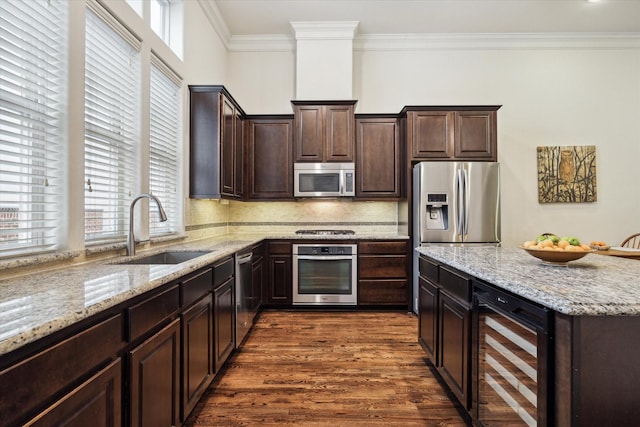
[128,318,181,427]
[247,115,294,200]
[0,314,124,427]
[358,241,409,308]
[419,276,438,360]
[292,101,357,162]
[251,243,265,313]
[180,294,213,420]
[355,116,402,200]
[213,257,235,372]
[265,241,292,306]
[189,85,245,199]
[404,107,500,161]
[23,358,122,427]
[418,255,472,411]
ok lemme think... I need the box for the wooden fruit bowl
[519,246,596,265]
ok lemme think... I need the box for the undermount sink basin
[117,250,212,265]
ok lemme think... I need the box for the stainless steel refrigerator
[412,161,500,313]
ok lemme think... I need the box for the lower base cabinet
[265,242,292,306]
[358,241,409,307]
[24,358,122,427]
[128,318,181,427]
[213,257,236,372]
[181,295,213,420]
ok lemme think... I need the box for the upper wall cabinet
[404,106,500,161]
[355,115,402,200]
[292,101,357,162]
[247,115,294,200]
[189,85,244,199]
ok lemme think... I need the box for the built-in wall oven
[292,243,357,305]
[473,280,552,427]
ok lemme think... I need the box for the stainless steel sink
[116,250,212,265]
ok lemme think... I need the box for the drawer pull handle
[497,296,508,304]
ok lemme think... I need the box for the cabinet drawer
[127,285,179,342]
[440,266,471,303]
[0,314,124,427]
[213,257,234,288]
[268,241,291,255]
[358,279,407,305]
[181,268,213,309]
[24,358,122,427]
[359,255,406,279]
[419,256,439,283]
[359,241,407,255]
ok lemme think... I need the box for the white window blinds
[149,56,181,236]
[0,0,67,257]
[84,3,141,243]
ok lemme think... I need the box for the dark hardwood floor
[184,310,468,426]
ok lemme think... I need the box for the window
[0,0,68,257]
[150,0,183,59]
[84,3,141,243]
[149,56,181,236]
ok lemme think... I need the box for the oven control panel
[294,245,356,255]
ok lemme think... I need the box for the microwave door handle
[462,168,469,236]
[339,170,345,195]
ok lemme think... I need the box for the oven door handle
[295,255,354,261]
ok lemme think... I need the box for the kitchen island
[416,245,640,426]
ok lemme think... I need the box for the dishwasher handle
[236,252,253,264]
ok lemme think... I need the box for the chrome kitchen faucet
[127,193,168,256]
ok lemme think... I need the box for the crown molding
[224,32,640,52]
[291,21,359,40]
[198,0,231,49]
[353,32,640,51]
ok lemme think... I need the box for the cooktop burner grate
[295,229,356,235]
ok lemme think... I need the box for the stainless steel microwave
[294,162,355,197]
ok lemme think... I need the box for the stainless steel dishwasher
[235,249,253,348]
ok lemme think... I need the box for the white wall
[227,38,640,247]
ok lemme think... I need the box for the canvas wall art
[537,145,597,203]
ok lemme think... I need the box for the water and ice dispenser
[425,193,448,230]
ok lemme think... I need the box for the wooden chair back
[620,233,640,249]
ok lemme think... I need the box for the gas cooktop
[295,229,356,236]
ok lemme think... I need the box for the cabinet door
[248,118,294,200]
[24,359,121,427]
[181,295,213,420]
[129,318,180,427]
[251,255,264,314]
[355,117,401,199]
[454,110,496,160]
[294,105,324,161]
[266,254,292,305]
[220,96,235,196]
[409,111,454,159]
[419,277,438,361]
[213,278,235,372]
[234,111,244,198]
[438,291,471,410]
[324,105,354,162]
[189,89,221,199]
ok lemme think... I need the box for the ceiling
[211,0,640,37]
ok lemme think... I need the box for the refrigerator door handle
[462,168,469,236]
[456,168,464,238]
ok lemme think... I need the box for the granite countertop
[0,232,408,356]
[416,245,640,316]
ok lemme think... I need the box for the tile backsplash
[185,199,400,237]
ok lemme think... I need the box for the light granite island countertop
[416,245,640,316]
[0,232,408,356]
